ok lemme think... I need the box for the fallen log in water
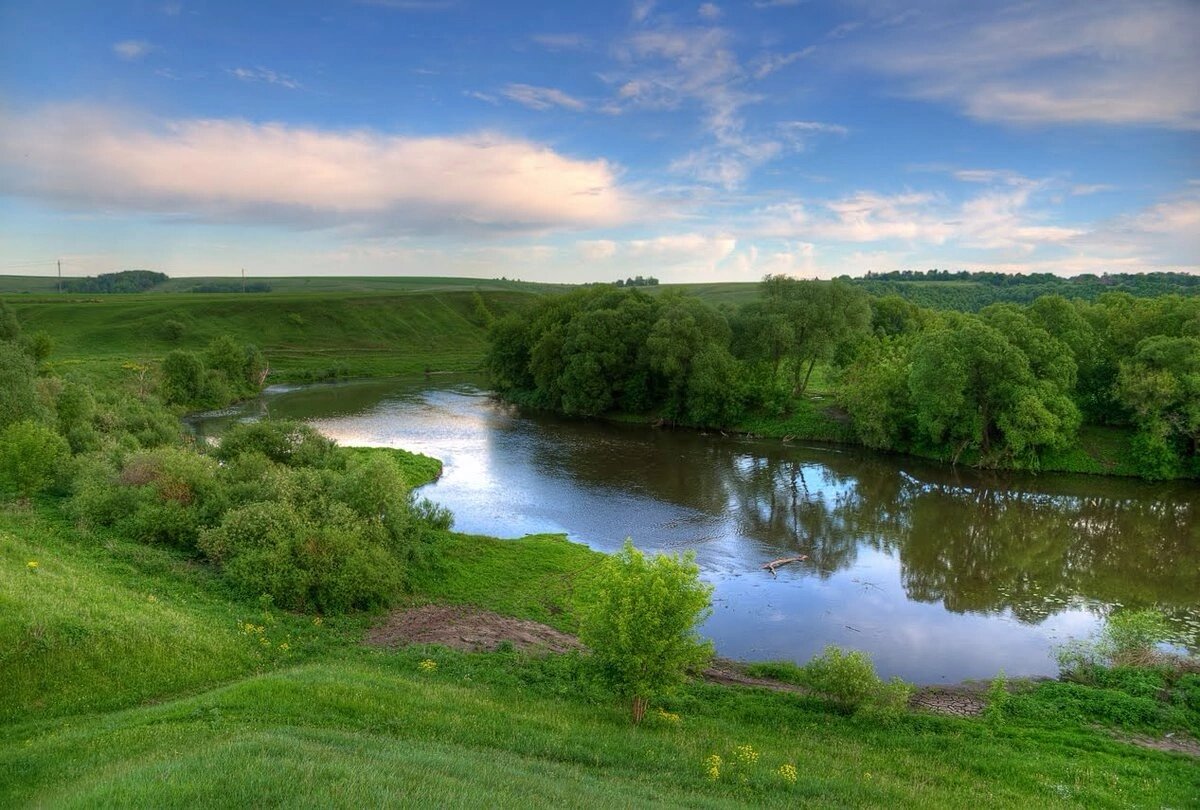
[762,555,808,577]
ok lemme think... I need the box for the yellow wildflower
[312,616,323,626]
[278,642,290,651]
[778,763,798,785]
[654,707,681,725]
[704,754,722,781]
[418,659,438,673]
[733,744,759,766]
[26,560,38,570]
[146,594,158,604]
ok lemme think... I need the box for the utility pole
[241,267,246,294]
[57,259,62,293]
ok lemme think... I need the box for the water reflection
[188,376,1200,682]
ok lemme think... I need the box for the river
[188,375,1200,684]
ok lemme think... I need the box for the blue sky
[1,0,1197,282]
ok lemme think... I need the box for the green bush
[199,501,405,613]
[161,350,206,406]
[214,419,338,468]
[0,419,70,499]
[575,539,713,723]
[1056,608,1175,674]
[0,340,40,429]
[797,646,883,709]
[71,447,226,549]
[747,647,914,716]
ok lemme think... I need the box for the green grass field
[3,288,539,380]
[3,500,1197,808]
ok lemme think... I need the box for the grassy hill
[3,289,542,380]
[3,501,1196,808]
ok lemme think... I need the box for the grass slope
[3,289,539,380]
[2,499,1197,808]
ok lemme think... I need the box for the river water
[189,375,1200,684]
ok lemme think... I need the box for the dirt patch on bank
[365,604,584,654]
[909,686,987,717]
[1109,730,1200,758]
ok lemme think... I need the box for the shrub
[798,646,884,709]
[747,648,914,716]
[160,318,186,341]
[0,419,70,499]
[160,350,206,406]
[575,539,713,723]
[71,447,226,549]
[199,501,406,613]
[0,340,39,429]
[1056,608,1176,675]
[214,419,338,468]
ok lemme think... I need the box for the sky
[0,0,1197,283]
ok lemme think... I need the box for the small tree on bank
[576,539,713,724]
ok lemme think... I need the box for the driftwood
[762,555,808,577]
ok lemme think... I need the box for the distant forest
[59,270,271,294]
[849,270,1199,311]
[62,270,168,294]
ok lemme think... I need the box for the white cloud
[632,0,655,23]
[0,104,639,234]
[501,83,586,111]
[1070,184,1115,196]
[854,0,1200,129]
[576,240,618,261]
[752,47,814,79]
[627,232,737,266]
[464,90,499,105]
[113,40,152,61]
[698,3,721,21]
[228,66,301,90]
[757,182,1082,254]
[612,25,780,188]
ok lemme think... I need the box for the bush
[199,501,406,612]
[0,419,70,499]
[747,647,914,717]
[1056,608,1176,675]
[71,447,226,549]
[575,539,713,723]
[214,419,338,468]
[0,340,39,429]
[160,350,206,406]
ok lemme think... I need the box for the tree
[576,540,713,724]
[0,341,39,429]
[1115,335,1200,477]
[740,276,871,396]
[160,350,206,405]
[908,315,1078,466]
[0,419,69,500]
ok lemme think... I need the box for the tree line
[487,278,1199,479]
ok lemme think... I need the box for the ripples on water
[189,375,1200,683]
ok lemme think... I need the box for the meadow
[2,283,1198,807]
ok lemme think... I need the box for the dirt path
[365,604,583,654]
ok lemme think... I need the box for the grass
[408,532,602,632]
[340,446,444,488]
[2,288,540,381]
[2,496,1198,807]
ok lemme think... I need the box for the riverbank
[4,488,1198,806]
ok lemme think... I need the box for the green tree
[0,341,39,429]
[576,540,713,724]
[160,350,206,405]
[1115,335,1200,477]
[0,419,69,500]
[908,315,1078,466]
[742,276,871,396]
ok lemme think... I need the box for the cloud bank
[0,105,637,233]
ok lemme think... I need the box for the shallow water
[189,375,1200,683]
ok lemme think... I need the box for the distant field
[0,274,570,295]
[2,288,542,380]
